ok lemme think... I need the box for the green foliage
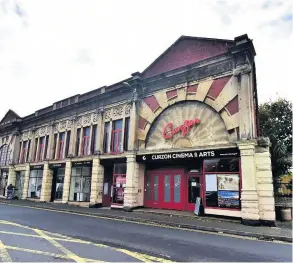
[259,98,292,178]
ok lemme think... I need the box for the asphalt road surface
[0,204,292,262]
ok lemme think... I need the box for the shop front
[69,161,92,202]
[137,148,240,214]
[49,163,66,202]
[28,165,44,199]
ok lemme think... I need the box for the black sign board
[49,163,66,169]
[30,165,44,170]
[136,148,240,163]
[72,161,93,167]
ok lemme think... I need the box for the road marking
[0,240,12,262]
[34,229,86,263]
[1,203,290,245]
[3,245,101,262]
[117,248,173,263]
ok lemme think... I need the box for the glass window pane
[113,119,123,130]
[164,175,170,202]
[153,176,158,202]
[174,175,181,203]
[146,175,151,201]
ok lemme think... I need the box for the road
[0,204,292,262]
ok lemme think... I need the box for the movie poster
[218,190,240,208]
[217,174,239,191]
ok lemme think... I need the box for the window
[52,134,57,159]
[124,117,130,151]
[75,128,81,156]
[204,158,241,209]
[0,144,11,166]
[91,125,97,154]
[104,122,110,153]
[81,127,90,156]
[28,169,43,199]
[57,132,65,159]
[38,137,45,162]
[69,166,92,202]
[65,131,71,157]
[111,119,123,153]
[19,141,28,164]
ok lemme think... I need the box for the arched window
[0,144,12,166]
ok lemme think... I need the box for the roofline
[141,35,234,77]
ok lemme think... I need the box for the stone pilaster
[22,164,30,199]
[255,137,276,226]
[28,132,36,162]
[124,154,139,210]
[68,117,77,157]
[12,132,21,164]
[96,108,104,153]
[54,133,60,159]
[46,125,55,159]
[6,165,16,197]
[128,101,137,151]
[62,160,72,203]
[89,157,104,207]
[40,162,53,202]
[237,140,260,225]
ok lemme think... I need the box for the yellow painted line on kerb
[0,202,288,244]
[0,240,12,262]
[34,229,86,263]
[3,245,101,263]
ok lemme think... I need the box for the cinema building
[0,34,276,225]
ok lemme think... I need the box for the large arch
[137,77,240,150]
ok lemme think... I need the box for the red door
[144,169,185,210]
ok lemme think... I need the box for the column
[62,160,72,203]
[89,157,104,207]
[96,110,104,153]
[63,132,68,159]
[46,125,55,159]
[6,165,16,196]
[35,137,40,162]
[107,121,112,153]
[54,133,60,159]
[22,164,30,199]
[40,162,53,202]
[69,119,77,156]
[237,140,260,225]
[78,128,83,156]
[255,137,276,226]
[123,154,139,211]
[28,133,36,162]
[89,125,93,155]
[12,132,21,164]
[128,101,137,151]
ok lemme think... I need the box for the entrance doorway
[186,174,202,211]
[145,169,185,210]
[50,168,65,202]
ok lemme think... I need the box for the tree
[259,98,292,178]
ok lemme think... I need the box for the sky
[0,0,292,119]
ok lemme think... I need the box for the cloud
[0,0,292,119]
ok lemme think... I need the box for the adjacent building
[0,34,275,226]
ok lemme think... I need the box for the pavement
[0,203,292,262]
[0,199,291,243]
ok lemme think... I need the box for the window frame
[111,119,123,154]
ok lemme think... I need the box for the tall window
[37,137,45,162]
[104,122,110,153]
[82,127,90,156]
[0,144,12,166]
[19,141,28,164]
[57,132,65,159]
[91,125,97,154]
[65,131,71,157]
[124,117,130,151]
[111,119,123,153]
[75,128,81,156]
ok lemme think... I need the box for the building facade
[0,34,275,225]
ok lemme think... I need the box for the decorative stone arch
[137,75,240,150]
